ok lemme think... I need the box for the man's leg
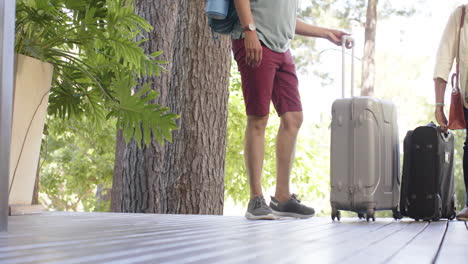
[245,115,269,198]
[232,39,278,220]
[243,115,276,220]
[269,111,314,218]
[274,111,303,202]
[267,50,314,219]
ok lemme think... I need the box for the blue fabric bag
[206,0,229,19]
[206,0,238,35]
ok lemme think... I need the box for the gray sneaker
[270,194,315,219]
[245,196,276,220]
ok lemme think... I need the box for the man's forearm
[234,0,255,28]
[295,19,328,38]
[435,77,447,106]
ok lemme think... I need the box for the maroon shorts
[232,39,302,117]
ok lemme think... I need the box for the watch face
[248,24,256,31]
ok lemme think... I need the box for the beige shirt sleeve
[434,7,462,82]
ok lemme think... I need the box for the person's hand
[326,29,351,47]
[244,31,262,67]
[435,106,448,132]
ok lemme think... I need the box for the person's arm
[234,0,262,67]
[295,19,349,46]
[435,78,448,132]
[434,7,460,83]
[433,7,461,131]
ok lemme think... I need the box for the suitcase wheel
[357,212,365,220]
[331,209,341,221]
[449,198,456,221]
[392,208,403,220]
[366,208,375,222]
[433,208,442,221]
[433,197,443,221]
[449,213,456,221]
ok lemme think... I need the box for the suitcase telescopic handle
[342,36,355,98]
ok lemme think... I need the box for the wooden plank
[0,217,263,250]
[0,218,256,262]
[269,220,397,264]
[435,221,468,264]
[54,219,331,264]
[0,214,333,263]
[185,219,395,264]
[340,221,431,263]
[1,213,460,263]
[0,0,15,233]
[9,204,45,216]
[2,221,290,263]
[154,219,358,264]
[65,219,339,264]
[387,220,447,263]
[297,220,412,263]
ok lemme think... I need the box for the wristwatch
[243,23,256,32]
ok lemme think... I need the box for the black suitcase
[400,123,457,221]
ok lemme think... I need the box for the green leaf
[15,0,174,137]
[64,0,87,10]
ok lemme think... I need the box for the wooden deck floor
[0,212,466,264]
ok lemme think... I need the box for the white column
[0,0,16,232]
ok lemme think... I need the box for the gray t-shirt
[232,0,298,53]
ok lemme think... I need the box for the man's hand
[326,29,351,46]
[435,106,448,133]
[244,31,262,67]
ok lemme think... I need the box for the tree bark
[361,0,378,96]
[111,0,231,215]
[111,130,125,212]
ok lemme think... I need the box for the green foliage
[453,130,467,211]
[325,0,417,28]
[108,74,178,147]
[39,116,115,212]
[15,0,178,146]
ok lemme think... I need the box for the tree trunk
[361,0,378,96]
[111,130,125,212]
[111,0,231,214]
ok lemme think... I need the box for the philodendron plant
[15,0,178,146]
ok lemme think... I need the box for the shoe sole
[245,212,277,220]
[272,210,315,219]
[456,216,468,221]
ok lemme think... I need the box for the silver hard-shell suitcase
[330,37,401,221]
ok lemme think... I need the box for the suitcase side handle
[342,36,355,98]
[438,128,451,143]
[433,124,451,142]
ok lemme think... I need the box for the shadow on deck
[0,212,467,264]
